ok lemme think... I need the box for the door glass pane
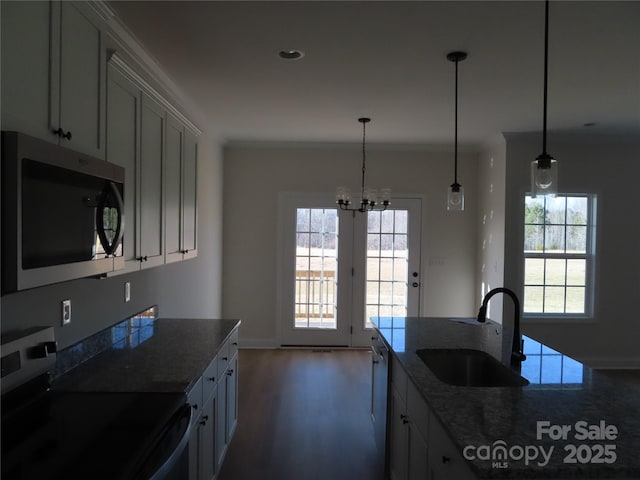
[294,208,338,329]
[365,210,409,328]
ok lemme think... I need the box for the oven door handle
[147,404,193,480]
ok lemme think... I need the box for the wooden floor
[217,349,385,480]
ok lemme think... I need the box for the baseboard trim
[239,338,279,349]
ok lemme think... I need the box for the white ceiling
[109,1,640,147]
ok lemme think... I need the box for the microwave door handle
[96,181,124,256]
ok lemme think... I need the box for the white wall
[503,132,640,368]
[477,135,507,324]
[222,142,478,346]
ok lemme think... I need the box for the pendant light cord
[361,119,367,198]
[542,0,549,156]
[454,58,459,184]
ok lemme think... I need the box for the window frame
[522,193,597,320]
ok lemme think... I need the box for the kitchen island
[374,316,640,479]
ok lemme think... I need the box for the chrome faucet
[477,287,527,366]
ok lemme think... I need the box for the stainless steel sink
[416,348,529,387]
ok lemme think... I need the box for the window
[523,194,595,316]
[365,209,409,328]
[294,208,338,329]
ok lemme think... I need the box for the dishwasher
[371,334,389,459]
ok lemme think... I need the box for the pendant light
[336,118,391,213]
[531,0,558,198]
[446,51,467,212]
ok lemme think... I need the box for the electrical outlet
[125,282,131,302]
[61,299,71,326]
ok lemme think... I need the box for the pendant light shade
[531,0,557,198]
[446,51,467,212]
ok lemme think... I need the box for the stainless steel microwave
[1,131,125,293]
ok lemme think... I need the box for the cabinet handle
[400,414,408,425]
[181,249,189,254]
[372,359,379,364]
[52,128,72,140]
[442,456,451,464]
[232,342,238,346]
[192,403,198,410]
[138,256,148,262]
[227,369,234,376]
[200,414,209,426]
[222,356,228,361]
[208,376,215,382]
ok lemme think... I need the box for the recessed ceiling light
[278,49,305,60]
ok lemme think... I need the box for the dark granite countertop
[53,318,240,394]
[374,316,640,479]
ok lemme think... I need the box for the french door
[278,193,421,347]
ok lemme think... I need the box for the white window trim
[522,194,597,321]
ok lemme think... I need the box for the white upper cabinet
[1,1,51,140]
[106,62,142,273]
[1,1,106,158]
[53,1,106,158]
[165,114,185,264]
[139,93,166,269]
[182,129,199,260]
[166,117,199,264]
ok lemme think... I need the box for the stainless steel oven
[1,327,191,480]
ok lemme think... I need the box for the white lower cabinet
[215,331,239,473]
[428,413,475,480]
[188,329,239,480]
[387,355,476,480]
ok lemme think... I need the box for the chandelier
[336,117,391,212]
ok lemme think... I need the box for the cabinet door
[182,129,198,259]
[1,0,51,139]
[189,422,200,480]
[389,384,408,480]
[215,369,228,473]
[55,1,106,158]
[139,94,165,268]
[225,355,238,441]
[106,64,141,272]
[165,114,184,264]
[428,414,476,480]
[199,392,216,480]
[408,424,428,480]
